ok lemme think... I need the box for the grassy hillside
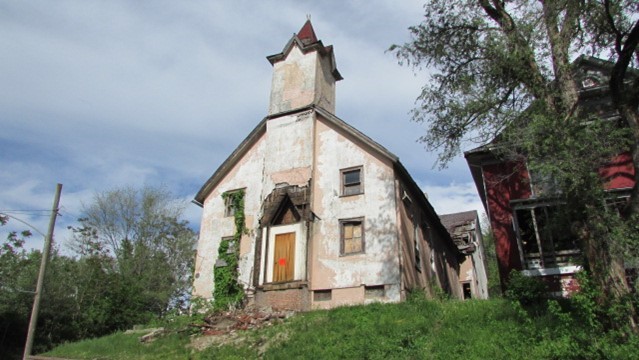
[42,297,639,359]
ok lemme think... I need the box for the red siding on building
[600,152,635,190]
[482,161,532,287]
[482,154,635,290]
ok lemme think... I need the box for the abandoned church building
[191,20,470,311]
[465,56,636,297]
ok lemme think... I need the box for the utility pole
[23,183,62,360]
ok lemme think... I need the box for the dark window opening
[514,205,580,270]
[414,224,421,271]
[223,190,243,217]
[462,282,472,299]
[341,167,363,196]
[314,289,332,301]
[365,285,385,299]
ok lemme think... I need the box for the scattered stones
[188,307,294,351]
[192,307,290,334]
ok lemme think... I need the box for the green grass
[43,332,191,360]
[42,298,639,359]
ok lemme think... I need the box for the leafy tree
[480,216,502,298]
[391,0,639,332]
[0,188,197,358]
[69,186,197,315]
[0,217,36,359]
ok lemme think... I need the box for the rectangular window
[215,236,235,268]
[341,167,363,196]
[365,285,385,299]
[340,218,365,255]
[529,169,561,197]
[313,289,332,301]
[223,190,242,217]
[513,205,580,270]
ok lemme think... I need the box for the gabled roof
[266,20,342,81]
[439,210,478,234]
[193,105,394,204]
[439,210,479,254]
[261,185,311,225]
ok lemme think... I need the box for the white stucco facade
[192,20,462,310]
[192,107,404,306]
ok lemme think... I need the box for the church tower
[266,19,342,115]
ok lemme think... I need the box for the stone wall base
[254,282,310,311]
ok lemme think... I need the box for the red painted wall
[600,152,635,190]
[483,154,635,290]
[482,161,532,288]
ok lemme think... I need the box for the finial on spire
[306,14,311,20]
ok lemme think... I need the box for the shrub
[505,270,547,306]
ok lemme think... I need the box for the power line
[0,210,53,219]
[0,283,36,294]
[0,213,47,237]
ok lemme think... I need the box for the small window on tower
[341,167,363,196]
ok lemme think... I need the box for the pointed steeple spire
[297,19,318,45]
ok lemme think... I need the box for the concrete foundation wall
[255,286,310,311]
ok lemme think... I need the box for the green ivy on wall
[214,190,247,310]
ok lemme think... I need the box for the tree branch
[478,0,551,107]
[603,0,624,53]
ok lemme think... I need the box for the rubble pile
[193,307,293,336]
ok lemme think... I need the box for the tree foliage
[0,225,37,358]
[392,0,638,166]
[392,0,639,332]
[0,186,197,358]
[480,217,503,298]
[69,186,197,313]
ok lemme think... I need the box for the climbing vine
[214,190,247,310]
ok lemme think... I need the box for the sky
[0,0,484,252]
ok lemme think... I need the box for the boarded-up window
[341,218,364,255]
[341,167,363,196]
[273,232,295,282]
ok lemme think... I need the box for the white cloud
[0,0,484,251]
[422,182,486,218]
